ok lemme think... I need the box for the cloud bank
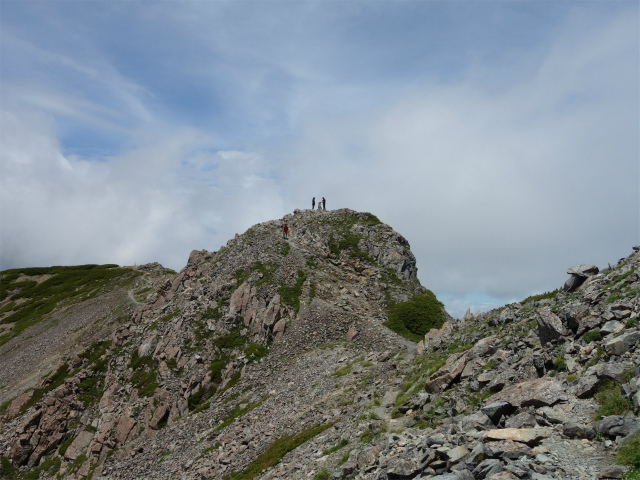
[1,2,638,317]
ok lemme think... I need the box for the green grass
[332,364,351,377]
[18,363,71,415]
[617,434,640,468]
[314,469,330,480]
[594,381,633,420]
[0,264,140,346]
[322,439,348,456]
[278,270,307,314]
[583,330,602,343]
[223,421,337,480]
[384,291,445,342]
[521,289,561,305]
[214,396,269,433]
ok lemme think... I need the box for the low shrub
[384,291,445,342]
[583,330,602,343]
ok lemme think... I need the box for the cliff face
[1,211,638,480]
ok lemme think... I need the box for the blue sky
[1,1,638,317]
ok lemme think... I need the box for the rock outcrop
[1,212,638,480]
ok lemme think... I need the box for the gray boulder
[563,422,595,439]
[594,415,640,437]
[567,264,599,277]
[604,331,640,356]
[535,308,568,345]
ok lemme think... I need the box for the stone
[5,391,34,419]
[504,412,537,429]
[486,473,518,480]
[485,440,533,459]
[480,402,514,424]
[567,264,599,277]
[562,422,595,439]
[149,404,169,429]
[115,415,136,444]
[446,445,469,463]
[535,307,568,345]
[575,374,601,399]
[346,327,358,341]
[473,459,504,479]
[138,334,158,357]
[482,428,551,446]
[385,453,423,478]
[593,415,640,437]
[486,378,566,408]
[64,430,94,460]
[564,275,585,293]
[604,331,640,356]
[600,320,624,335]
[425,351,473,393]
[598,465,628,479]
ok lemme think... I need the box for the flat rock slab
[567,264,599,277]
[482,428,551,446]
[604,331,640,356]
[485,378,566,408]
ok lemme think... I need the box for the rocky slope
[0,209,638,480]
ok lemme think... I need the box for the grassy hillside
[0,264,141,346]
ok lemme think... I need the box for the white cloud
[0,109,284,271]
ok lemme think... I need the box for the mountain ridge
[0,210,639,480]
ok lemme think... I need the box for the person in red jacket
[282,224,289,239]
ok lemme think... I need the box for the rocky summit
[0,209,639,480]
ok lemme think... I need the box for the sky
[1,1,638,318]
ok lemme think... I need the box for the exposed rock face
[1,215,639,480]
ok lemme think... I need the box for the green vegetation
[223,421,337,480]
[332,364,351,377]
[583,330,602,343]
[0,264,140,346]
[594,381,633,420]
[552,353,567,371]
[606,267,637,289]
[18,363,71,415]
[521,289,560,305]
[128,350,158,398]
[314,469,330,480]
[214,396,268,433]
[278,270,307,314]
[0,453,62,480]
[384,291,444,342]
[322,439,348,456]
[617,434,640,479]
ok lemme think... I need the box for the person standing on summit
[322,197,326,211]
[312,197,315,210]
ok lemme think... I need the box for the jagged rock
[485,440,533,459]
[575,374,601,399]
[64,430,94,460]
[504,412,537,429]
[482,428,551,446]
[5,391,34,419]
[600,320,624,335]
[562,422,595,439]
[598,465,628,479]
[567,265,599,277]
[603,330,640,356]
[593,415,640,437]
[535,307,568,345]
[485,378,566,408]
[138,334,158,357]
[425,351,473,393]
[473,459,505,479]
[480,402,514,424]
